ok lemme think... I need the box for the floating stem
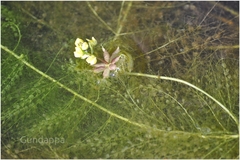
[125,72,239,131]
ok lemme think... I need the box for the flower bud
[87,37,97,46]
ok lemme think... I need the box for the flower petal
[81,54,90,59]
[110,47,120,62]
[75,38,84,47]
[103,68,110,78]
[74,47,84,58]
[81,42,89,50]
[94,66,106,73]
[109,64,117,70]
[74,51,80,58]
[102,46,110,62]
[93,63,106,67]
[111,55,121,64]
[87,37,97,46]
[86,55,97,65]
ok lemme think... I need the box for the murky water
[1,1,239,158]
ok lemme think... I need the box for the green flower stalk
[87,37,97,54]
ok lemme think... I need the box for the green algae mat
[1,1,239,158]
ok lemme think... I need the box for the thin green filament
[1,44,238,139]
[125,72,239,132]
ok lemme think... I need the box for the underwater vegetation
[1,1,239,158]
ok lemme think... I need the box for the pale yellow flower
[87,37,97,46]
[75,38,89,51]
[81,42,89,50]
[75,38,84,47]
[86,55,97,65]
[74,47,84,58]
[81,54,90,59]
[74,37,98,65]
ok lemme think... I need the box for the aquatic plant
[93,46,121,78]
[1,1,239,159]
